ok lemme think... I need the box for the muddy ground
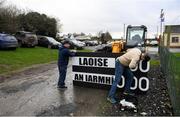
[0,60,173,116]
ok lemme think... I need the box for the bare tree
[98,31,112,44]
[0,0,62,36]
[55,17,63,33]
[0,3,22,33]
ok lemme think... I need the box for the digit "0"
[130,76,138,90]
[116,76,149,92]
[139,60,150,73]
[139,77,149,91]
[117,76,125,88]
[130,60,150,72]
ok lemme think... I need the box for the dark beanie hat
[144,53,151,62]
[62,40,70,45]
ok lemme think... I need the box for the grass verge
[150,59,160,66]
[174,53,180,57]
[0,47,58,74]
[0,47,93,75]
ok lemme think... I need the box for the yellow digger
[112,25,147,53]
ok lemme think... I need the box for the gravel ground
[97,65,173,116]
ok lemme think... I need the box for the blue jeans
[58,65,67,87]
[108,60,134,98]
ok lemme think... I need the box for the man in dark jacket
[58,41,75,88]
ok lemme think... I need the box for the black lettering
[83,58,88,65]
[88,75,93,82]
[79,58,82,65]
[104,59,108,67]
[78,58,109,67]
[89,58,94,66]
[97,58,103,66]
[74,74,79,80]
[98,76,105,83]
[94,58,97,66]
[106,77,111,84]
[74,74,83,81]
[93,75,98,83]
[79,74,83,81]
[85,75,88,81]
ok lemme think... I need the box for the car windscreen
[26,33,36,37]
[2,35,16,41]
[46,37,59,44]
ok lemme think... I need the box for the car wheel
[18,41,22,47]
[27,44,32,48]
[11,47,17,50]
[48,45,52,49]
[77,47,83,50]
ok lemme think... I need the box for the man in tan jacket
[107,48,150,104]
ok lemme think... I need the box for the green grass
[174,53,180,57]
[77,49,93,52]
[0,47,58,74]
[150,59,160,66]
[0,47,93,74]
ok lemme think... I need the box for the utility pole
[160,21,162,35]
[157,26,159,37]
[123,24,126,39]
[160,9,165,35]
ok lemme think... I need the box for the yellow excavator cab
[112,41,124,53]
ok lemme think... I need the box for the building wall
[164,33,168,46]
[170,33,180,47]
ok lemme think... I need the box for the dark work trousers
[58,65,67,87]
[108,60,134,98]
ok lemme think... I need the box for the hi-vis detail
[72,52,150,92]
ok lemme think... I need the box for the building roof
[164,25,180,33]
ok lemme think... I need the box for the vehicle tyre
[48,45,52,49]
[31,44,36,48]
[77,47,83,50]
[18,41,22,47]
[27,44,32,48]
[11,47,17,50]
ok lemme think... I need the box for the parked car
[149,40,158,46]
[0,33,18,50]
[15,31,38,47]
[95,43,112,52]
[84,40,98,46]
[92,40,99,45]
[37,36,62,49]
[65,38,85,49]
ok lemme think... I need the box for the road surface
[0,61,107,116]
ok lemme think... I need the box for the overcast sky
[7,0,180,38]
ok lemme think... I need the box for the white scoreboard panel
[72,52,150,93]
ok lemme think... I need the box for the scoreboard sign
[72,52,150,93]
